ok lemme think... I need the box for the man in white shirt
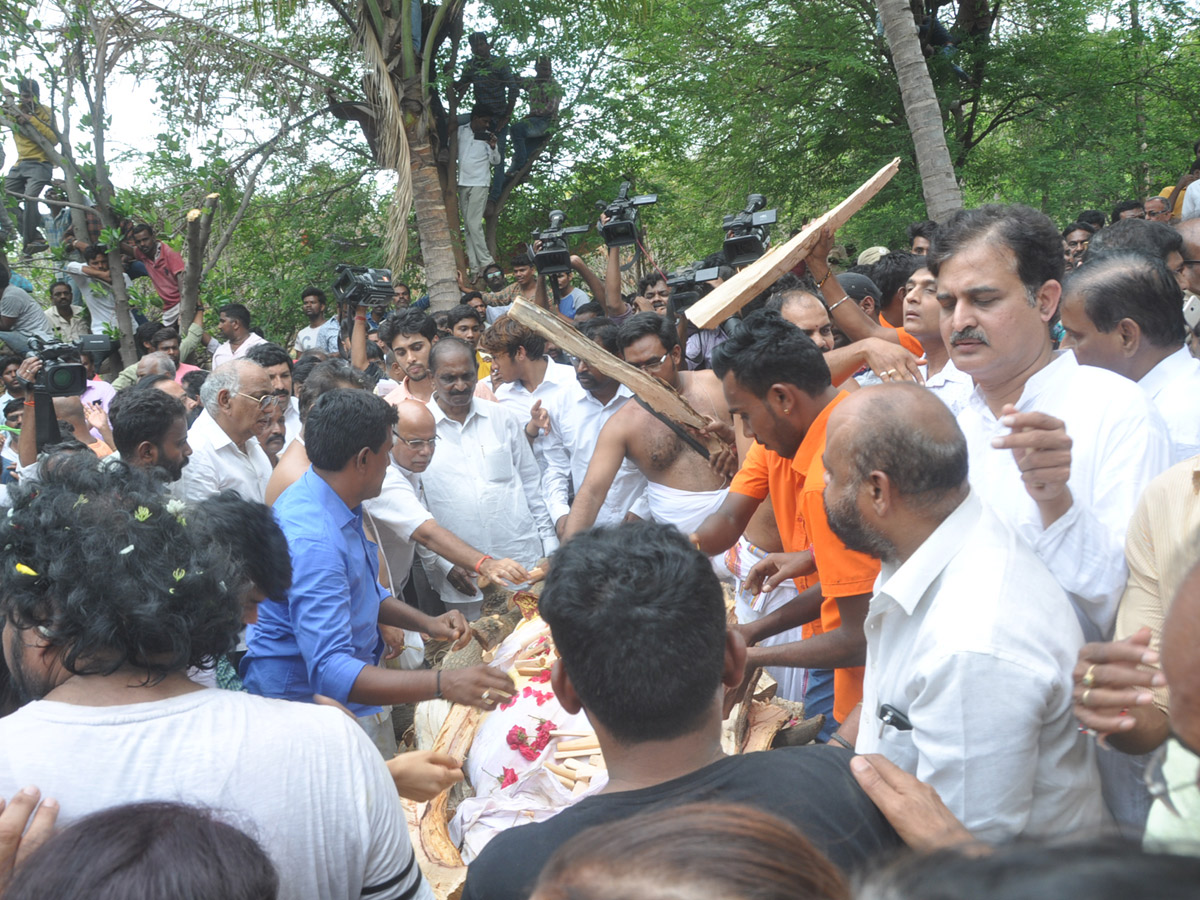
[63,244,132,336]
[294,286,328,354]
[823,383,1105,841]
[43,280,88,342]
[899,264,973,415]
[480,313,575,470]
[458,106,500,277]
[365,398,531,597]
[928,203,1171,640]
[246,341,302,449]
[540,317,647,535]
[419,338,556,616]
[1057,252,1200,464]
[0,466,431,900]
[174,358,278,503]
[207,303,267,369]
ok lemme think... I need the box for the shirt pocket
[876,720,919,773]
[483,446,513,482]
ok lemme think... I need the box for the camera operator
[533,253,605,321]
[465,252,540,310]
[0,263,54,353]
[458,105,501,279]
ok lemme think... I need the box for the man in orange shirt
[693,310,878,739]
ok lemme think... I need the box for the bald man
[822,383,1104,842]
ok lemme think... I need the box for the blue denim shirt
[241,468,387,717]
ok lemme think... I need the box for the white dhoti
[644,482,732,580]
[725,536,807,702]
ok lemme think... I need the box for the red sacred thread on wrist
[474,555,494,574]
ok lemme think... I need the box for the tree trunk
[409,127,460,310]
[876,0,963,221]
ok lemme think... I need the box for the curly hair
[0,459,244,682]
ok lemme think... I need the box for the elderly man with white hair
[173,358,282,503]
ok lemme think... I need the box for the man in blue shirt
[241,388,515,755]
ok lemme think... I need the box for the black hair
[577,317,619,354]
[711,310,831,397]
[856,839,1200,900]
[1076,210,1108,230]
[540,522,727,743]
[305,389,396,470]
[470,103,492,119]
[193,493,292,602]
[868,252,924,309]
[300,285,326,305]
[218,303,251,330]
[379,309,438,346]
[297,360,367,423]
[1085,218,1184,264]
[181,370,207,402]
[573,301,604,319]
[134,319,161,354]
[615,312,679,354]
[49,280,72,296]
[928,203,1065,294]
[0,266,11,293]
[109,387,188,458]
[637,270,667,295]
[1111,200,1144,224]
[906,219,939,242]
[1062,222,1095,239]
[446,304,485,329]
[245,342,294,373]
[129,222,155,239]
[3,398,23,417]
[511,252,533,268]
[17,77,38,96]
[480,314,547,358]
[460,291,484,304]
[150,327,180,347]
[1065,252,1186,349]
[82,244,107,262]
[4,802,279,900]
[0,460,244,683]
[133,373,174,391]
[0,353,22,373]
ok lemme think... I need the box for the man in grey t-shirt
[0,266,53,353]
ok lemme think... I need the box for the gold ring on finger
[482,689,491,702]
[1082,688,1092,707]
[1082,665,1097,688]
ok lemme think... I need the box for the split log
[406,704,484,899]
[743,701,791,753]
[507,298,727,456]
[684,159,901,329]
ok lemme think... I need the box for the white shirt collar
[1137,345,1197,398]
[875,491,981,616]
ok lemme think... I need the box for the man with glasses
[173,358,280,503]
[1174,219,1200,297]
[563,312,737,546]
[1144,196,1173,223]
[366,398,531,605]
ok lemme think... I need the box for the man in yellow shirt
[3,78,57,255]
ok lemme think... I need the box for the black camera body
[532,210,590,276]
[332,264,395,307]
[722,193,778,267]
[665,265,721,312]
[26,334,113,397]
[472,129,496,143]
[596,181,657,248]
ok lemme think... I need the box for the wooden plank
[507,298,728,456]
[684,158,901,329]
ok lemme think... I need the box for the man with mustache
[417,337,555,617]
[930,204,1170,642]
[820,382,1103,841]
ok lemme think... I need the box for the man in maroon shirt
[130,223,186,326]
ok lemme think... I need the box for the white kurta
[173,409,272,503]
[956,351,1170,639]
[1137,345,1200,465]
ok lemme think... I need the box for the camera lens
[50,368,75,389]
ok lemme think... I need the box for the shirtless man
[563,314,781,574]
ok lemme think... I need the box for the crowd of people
[1,63,1200,896]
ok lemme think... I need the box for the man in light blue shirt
[241,388,514,755]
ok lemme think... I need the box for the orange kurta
[730,392,879,721]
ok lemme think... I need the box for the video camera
[665,265,722,312]
[25,335,113,398]
[332,264,395,307]
[596,181,657,248]
[722,193,778,267]
[532,210,590,276]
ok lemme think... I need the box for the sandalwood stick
[684,159,901,329]
[556,737,601,752]
[555,748,600,760]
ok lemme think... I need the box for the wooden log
[555,736,600,752]
[684,159,901,329]
[743,700,790,753]
[507,298,729,457]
